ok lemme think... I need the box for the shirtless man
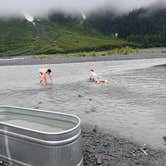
[39,68,52,85]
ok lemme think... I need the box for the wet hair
[90,69,94,72]
[47,69,51,73]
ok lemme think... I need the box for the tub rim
[0,105,81,136]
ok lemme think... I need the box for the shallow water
[0,58,166,149]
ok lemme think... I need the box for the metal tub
[0,106,83,166]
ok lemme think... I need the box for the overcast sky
[0,0,164,17]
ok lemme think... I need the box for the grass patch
[77,52,87,57]
[107,47,139,55]
[85,106,97,114]
[90,106,97,112]
[29,47,140,60]
[32,54,49,59]
[76,51,97,57]
[89,51,97,57]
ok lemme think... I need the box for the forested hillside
[84,7,166,47]
[0,7,165,56]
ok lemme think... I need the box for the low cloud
[0,0,164,17]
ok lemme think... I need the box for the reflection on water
[0,58,166,149]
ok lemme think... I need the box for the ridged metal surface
[0,106,83,166]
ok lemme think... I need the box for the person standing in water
[39,68,52,85]
[89,69,107,84]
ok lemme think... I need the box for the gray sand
[0,53,166,165]
[0,57,166,150]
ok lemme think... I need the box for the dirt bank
[82,125,166,166]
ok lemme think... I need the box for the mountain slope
[0,18,133,56]
[1,7,165,57]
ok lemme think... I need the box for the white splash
[24,13,35,25]
[115,33,118,38]
[80,10,86,20]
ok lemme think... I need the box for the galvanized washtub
[0,106,83,166]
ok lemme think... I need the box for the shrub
[108,46,139,55]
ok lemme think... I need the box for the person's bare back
[39,68,52,85]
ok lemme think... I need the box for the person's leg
[96,79,107,84]
[95,80,100,84]
[40,75,47,85]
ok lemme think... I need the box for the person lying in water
[89,69,107,84]
[38,68,52,85]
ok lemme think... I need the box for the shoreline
[0,53,166,66]
[82,124,166,166]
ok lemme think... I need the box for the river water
[0,58,166,149]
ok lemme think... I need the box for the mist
[0,0,165,18]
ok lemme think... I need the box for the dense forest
[49,7,166,47]
[89,8,166,47]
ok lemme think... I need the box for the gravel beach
[0,52,166,166]
[82,125,166,166]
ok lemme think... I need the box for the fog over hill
[0,0,166,56]
[0,0,166,18]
